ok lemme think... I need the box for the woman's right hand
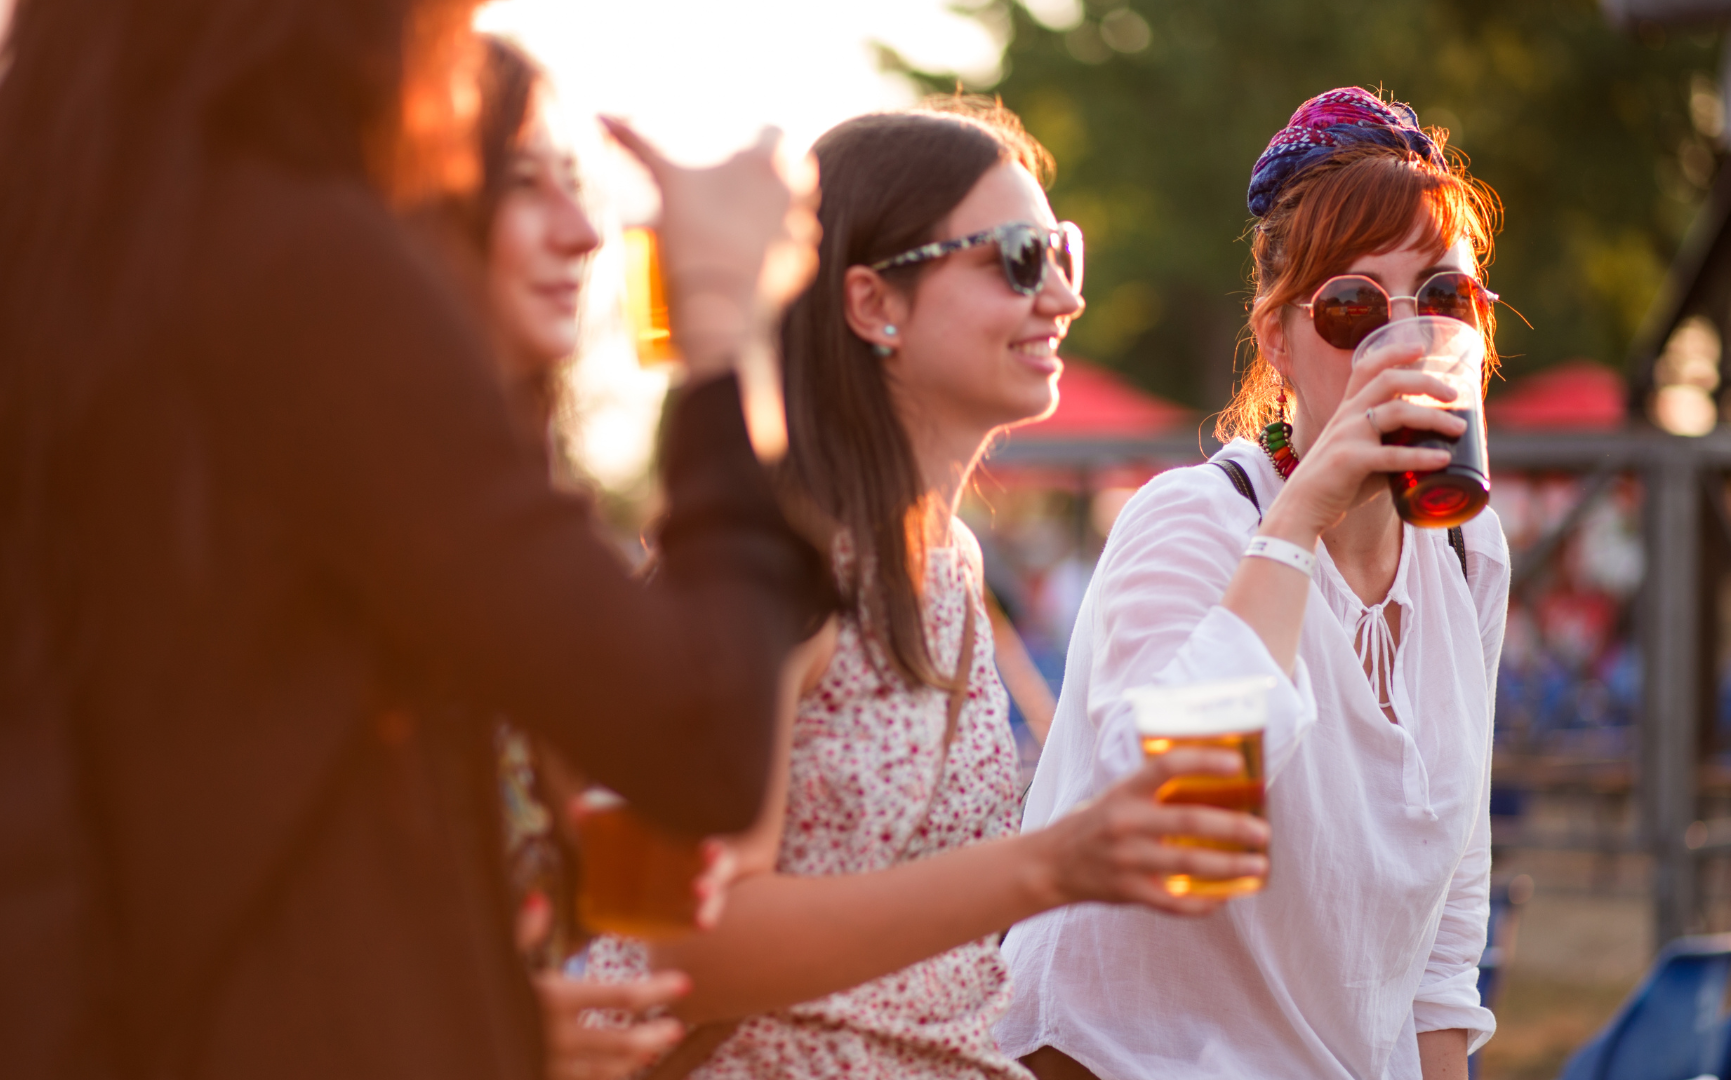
[535,971,690,1080]
[601,118,820,380]
[1030,747,1271,916]
[1264,341,1465,544]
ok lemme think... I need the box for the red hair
[1218,140,1503,442]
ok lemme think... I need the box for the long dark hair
[0,0,478,694]
[447,34,543,252]
[781,99,1053,687]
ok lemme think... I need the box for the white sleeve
[1413,794,1495,1051]
[1412,508,1508,1051]
[1465,508,1511,709]
[1087,467,1319,795]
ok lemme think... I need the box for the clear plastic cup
[1352,316,1490,528]
[1126,675,1276,898]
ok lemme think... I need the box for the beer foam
[1127,675,1277,736]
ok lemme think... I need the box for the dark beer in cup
[1354,316,1490,529]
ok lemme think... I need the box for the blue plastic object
[1556,934,1731,1080]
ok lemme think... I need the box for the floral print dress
[582,522,1032,1079]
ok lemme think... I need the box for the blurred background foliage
[916,0,1723,414]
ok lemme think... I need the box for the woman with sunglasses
[564,100,1270,1080]
[997,88,1508,1080]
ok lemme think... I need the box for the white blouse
[996,438,1508,1080]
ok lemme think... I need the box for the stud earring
[872,324,898,359]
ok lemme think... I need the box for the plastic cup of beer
[623,226,679,366]
[1353,316,1490,529]
[1126,675,1275,898]
[573,786,705,938]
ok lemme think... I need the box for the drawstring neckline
[1352,602,1399,714]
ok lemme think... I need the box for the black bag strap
[1447,525,1469,582]
[1212,458,1260,519]
[1213,455,1469,583]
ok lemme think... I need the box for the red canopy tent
[1485,359,1626,431]
[1015,359,1194,438]
[988,360,1195,490]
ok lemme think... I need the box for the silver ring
[1365,406,1379,432]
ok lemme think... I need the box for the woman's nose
[1036,259,1085,319]
[1390,295,1420,320]
[549,191,601,259]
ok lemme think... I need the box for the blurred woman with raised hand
[0,3,831,1078]
[428,37,706,1080]
[562,99,1272,1080]
[997,88,1510,1080]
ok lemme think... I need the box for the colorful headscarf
[1246,87,1445,219]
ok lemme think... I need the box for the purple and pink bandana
[1246,87,1445,218]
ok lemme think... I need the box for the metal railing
[993,425,1731,945]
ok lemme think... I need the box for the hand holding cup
[600,118,819,381]
[1267,333,1465,543]
[1033,747,1271,917]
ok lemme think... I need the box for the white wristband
[1245,535,1317,576]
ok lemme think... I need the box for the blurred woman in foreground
[0,2,830,1077]
[444,37,721,1078]
[997,88,1509,1080]
[566,100,1271,1080]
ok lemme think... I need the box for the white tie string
[1352,603,1399,712]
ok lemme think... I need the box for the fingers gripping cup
[573,787,705,939]
[1355,316,1490,529]
[1126,676,1275,898]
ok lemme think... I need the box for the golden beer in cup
[573,787,704,938]
[1126,676,1275,898]
[623,227,679,367]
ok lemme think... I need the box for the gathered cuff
[1415,971,1497,1054]
[1092,606,1318,794]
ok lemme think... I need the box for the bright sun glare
[475,0,1007,489]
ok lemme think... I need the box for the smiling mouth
[535,283,579,308]
[1012,337,1060,358]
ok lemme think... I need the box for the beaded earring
[1261,385,1298,480]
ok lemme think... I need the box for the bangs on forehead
[1279,153,1493,296]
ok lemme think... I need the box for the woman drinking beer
[997,87,1508,1080]
[559,100,1282,1080]
[425,38,711,1079]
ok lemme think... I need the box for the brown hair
[780,97,1052,687]
[463,35,544,249]
[1217,139,1503,442]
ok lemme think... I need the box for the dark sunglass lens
[1418,273,1480,325]
[1312,277,1387,350]
[1060,223,1084,295]
[1002,228,1045,294]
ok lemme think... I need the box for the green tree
[930,0,1721,411]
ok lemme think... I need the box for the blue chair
[1556,934,1731,1080]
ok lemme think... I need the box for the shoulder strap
[1212,458,1261,519]
[642,587,979,1080]
[1447,525,1469,582]
[1214,455,1469,583]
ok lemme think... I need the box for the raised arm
[195,165,830,836]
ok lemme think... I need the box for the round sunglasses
[869,221,1084,298]
[1295,271,1498,351]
